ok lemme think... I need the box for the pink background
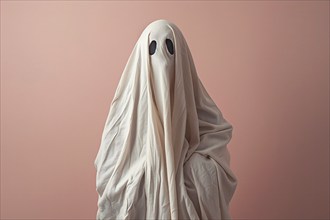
[1,1,329,219]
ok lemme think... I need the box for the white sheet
[94,19,237,220]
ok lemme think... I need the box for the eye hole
[166,39,174,55]
[149,40,157,55]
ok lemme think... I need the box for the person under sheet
[94,19,238,220]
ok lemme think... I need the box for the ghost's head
[147,20,176,86]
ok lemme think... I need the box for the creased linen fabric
[94,19,237,220]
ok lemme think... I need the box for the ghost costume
[94,19,237,219]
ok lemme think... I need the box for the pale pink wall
[1,1,329,219]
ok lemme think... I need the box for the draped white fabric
[94,19,237,220]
